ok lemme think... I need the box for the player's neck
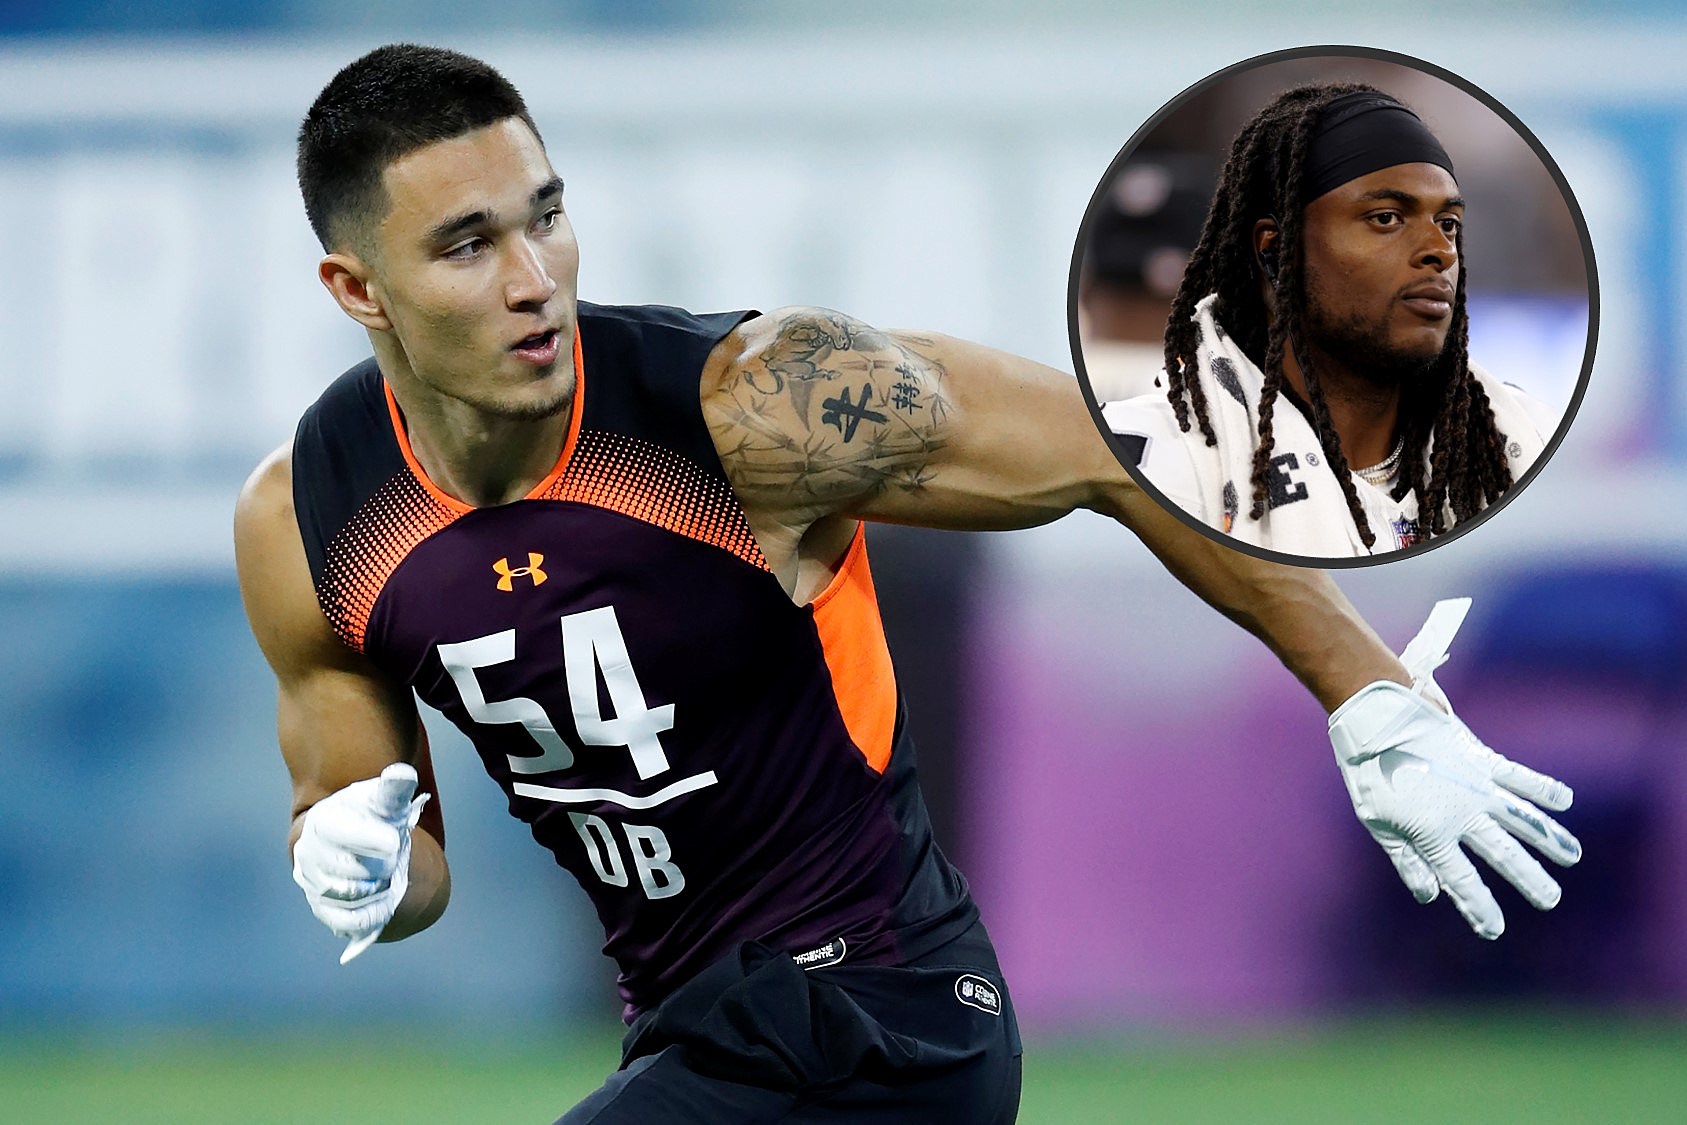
[387,378,574,508]
[1281,341,1401,470]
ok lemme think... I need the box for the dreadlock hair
[1162,82,1514,549]
[297,44,541,254]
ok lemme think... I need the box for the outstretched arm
[703,307,1404,710]
[704,308,1579,938]
[234,444,451,950]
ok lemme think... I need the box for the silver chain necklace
[1354,436,1405,486]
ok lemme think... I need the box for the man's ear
[319,251,391,332]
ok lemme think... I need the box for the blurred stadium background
[4,2,1687,1121]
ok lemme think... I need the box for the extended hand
[291,763,430,963]
[1329,599,1582,939]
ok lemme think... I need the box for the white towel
[1103,293,1551,557]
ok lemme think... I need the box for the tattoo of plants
[726,313,949,501]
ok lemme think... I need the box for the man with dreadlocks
[1102,83,1557,556]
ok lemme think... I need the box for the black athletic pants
[557,920,1022,1123]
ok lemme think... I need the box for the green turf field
[6,1013,1684,1123]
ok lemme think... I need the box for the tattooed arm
[701,307,1406,708]
[701,306,1094,601]
[703,308,1106,528]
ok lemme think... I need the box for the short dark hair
[1163,82,1512,548]
[297,43,541,252]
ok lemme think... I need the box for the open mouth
[511,328,561,363]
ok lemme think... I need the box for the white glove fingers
[293,854,386,895]
[315,817,404,860]
[1398,598,1471,681]
[1492,792,1583,867]
[401,793,430,831]
[365,763,420,819]
[1466,818,1563,911]
[317,877,390,902]
[1491,757,1574,812]
[291,768,428,961]
[1375,833,1439,903]
[313,895,397,939]
[306,845,398,880]
[1412,676,1453,713]
[340,931,381,965]
[1423,843,1505,939]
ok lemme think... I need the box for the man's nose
[1415,223,1458,272]
[506,238,557,308]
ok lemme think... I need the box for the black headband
[1300,91,1455,202]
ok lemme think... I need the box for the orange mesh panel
[318,470,464,652]
[323,332,767,650]
[524,329,587,499]
[810,525,896,773]
[542,430,770,571]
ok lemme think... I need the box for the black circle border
[1066,43,1601,570]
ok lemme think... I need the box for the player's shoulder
[237,355,386,593]
[1469,362,1559,443]
[580,298,732,330]
[571,300,762,401]
[696,305,799,391]
[235,435,392,677]
[297,356,384,429]
[703,306,906,386]
[235,440,295,543]
[713,305,887,355]
[232,439,325,661]
[233,438,313,610]
[239,361,384,571]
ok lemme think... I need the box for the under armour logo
[494,553,547,591]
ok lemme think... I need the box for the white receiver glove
[291,762,430,964]
[1329,598,1582,939]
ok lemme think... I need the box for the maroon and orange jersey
[291,303,975,1019]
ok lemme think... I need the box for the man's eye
[536,208,561,231]
[1370,211,1403,227]
[1438,216,1463,236]
[444,238,486,259]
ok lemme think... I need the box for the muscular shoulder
[234,442,357,680]
[234,442,298,565]
[700,307,952,523]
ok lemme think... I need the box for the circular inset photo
[1072,47,1595,566]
